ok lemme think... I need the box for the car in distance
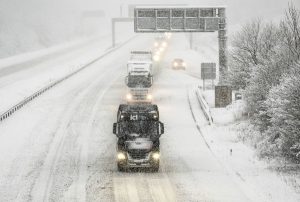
[172,58,186,70]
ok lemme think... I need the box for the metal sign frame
[134,7,220,32]
[134,7,227,83]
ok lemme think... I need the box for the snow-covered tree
[260,63,300,161]
[280,3,300,63]
[227,19,281,90]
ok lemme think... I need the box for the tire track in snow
[31,63,119,201]
[76,69,122,202]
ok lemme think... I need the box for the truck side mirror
[125,76,128,85]
[150,76,153,85]
[113,123,118,135]
[159,122,164,135]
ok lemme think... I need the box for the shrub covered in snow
[261,64,300,161]
[228,3,300,161]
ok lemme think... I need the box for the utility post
[218,8,227,84]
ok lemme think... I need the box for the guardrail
[195,86,213,125]
[0,36,136,123]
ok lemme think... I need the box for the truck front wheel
[117,163,126,172]
[150,162,159,172]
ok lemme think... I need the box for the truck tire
[117,163,125,172]
[151,162,159,172]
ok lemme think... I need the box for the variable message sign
[134,7,221,32]
[201,63,216,80]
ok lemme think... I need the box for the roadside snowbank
[0,32,135,114]
[0,36,99,70]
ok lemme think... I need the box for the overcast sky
[88,0,300,31]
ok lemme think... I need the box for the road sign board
[201,63,216,80]
[215,85,232,108]
[134,7,222,32]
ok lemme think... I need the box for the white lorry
[125,51,154,103]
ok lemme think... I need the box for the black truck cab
[113,104,164,172]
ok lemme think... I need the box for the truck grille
[128,150,148,159]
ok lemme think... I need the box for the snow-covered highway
[0,34,299,202]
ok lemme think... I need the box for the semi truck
[113,104,164,172]
[126,51,154,103]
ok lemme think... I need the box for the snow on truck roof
[131,51,152,54]
[128,60,152,64]
[135,6,227,9]
[119,104,158,113]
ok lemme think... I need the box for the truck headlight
[174,62,178,67]
[117,152,126,160]
[147,94,152,100]
[152,152,160,160]
[182,62,186,66]
[126,93,132,100]
[162,41,167,47]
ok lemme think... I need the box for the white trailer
[126,51,154,103]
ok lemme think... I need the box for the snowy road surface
[0,34,298,202]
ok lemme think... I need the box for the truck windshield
[119,121,158,137]
[127,75,152,88]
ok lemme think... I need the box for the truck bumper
[117,155,159,168]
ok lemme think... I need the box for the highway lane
[0,33,252,202]
[0,34,151,201]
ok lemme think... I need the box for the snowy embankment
[0,32,135,116]
[0,37,97,71]
[194,88,300,200]
[189,86,300,202]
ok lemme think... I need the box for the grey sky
[92,0,300,31]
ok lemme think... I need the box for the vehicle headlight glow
[126,93,132,100]
[153,55,160,62]
[162,41,167,47]
[117,152,126,160]
[152,152,160,160]
[154,42,159,47]
[147,94,152,100]
[159,47,164,52]
[182,62,186,66]
[165,32,171,39]
[174,62,178,67]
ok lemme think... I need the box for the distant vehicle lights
[153,55,160,62]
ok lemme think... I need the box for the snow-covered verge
[0,32,136,115]
[0,36,101,71]
[201,89,247,124]
[186,87,300,201]
[0,0,117,58]
[196,88,300,198]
